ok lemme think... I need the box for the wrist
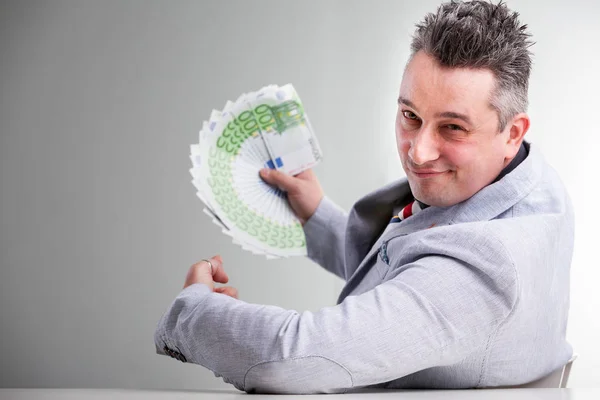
[302,194,325,226]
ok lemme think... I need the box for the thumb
[259,168,298,192]
[208,255,228,284]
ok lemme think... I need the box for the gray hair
[410,0,534,131]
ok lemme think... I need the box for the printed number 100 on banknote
[246,85,323,176]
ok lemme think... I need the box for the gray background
[1,0,599,390]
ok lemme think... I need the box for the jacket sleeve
[302,195,349,280]
[154,228,519,394]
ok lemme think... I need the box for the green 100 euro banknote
[189,84,323,258]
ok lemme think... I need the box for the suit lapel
[335,141,543,304]
[336,178,412,302]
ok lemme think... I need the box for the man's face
[396,51,514,207]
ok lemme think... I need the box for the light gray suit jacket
[154,141,574,393]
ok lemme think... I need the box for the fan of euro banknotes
[189,84,323,259]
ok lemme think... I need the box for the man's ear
[504,113,530,158]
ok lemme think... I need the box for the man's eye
[402,110,419,120]
[445,124,464,131]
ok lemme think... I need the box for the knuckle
[193,260,210,271]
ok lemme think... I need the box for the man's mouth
[410,169,448,178]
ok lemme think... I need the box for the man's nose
[409,125,440,166]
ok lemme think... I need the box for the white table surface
[0,388,596,400]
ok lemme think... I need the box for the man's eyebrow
[436,111,473,125]
[397,96,417,109]
[397,96,473,125]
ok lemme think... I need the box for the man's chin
[408,182,434,204]
[409,186,450,208]
[416,193,465,208]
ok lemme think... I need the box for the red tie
[390,201,422,224]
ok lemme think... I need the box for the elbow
[242,356,353,394]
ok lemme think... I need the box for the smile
[410,170,448,178]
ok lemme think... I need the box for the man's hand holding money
[191,84,324,258]
[259,168,324,225]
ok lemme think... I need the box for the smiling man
[397,50,529,207]
[155,0,574,393]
